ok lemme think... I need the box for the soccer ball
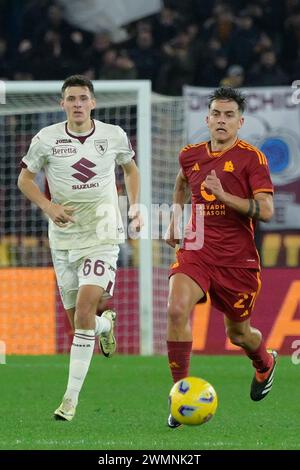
[169,376,218,425]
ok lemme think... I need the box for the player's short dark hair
[61,75,95,97]
[208,87,246,113]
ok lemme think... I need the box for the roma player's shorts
[169,248,261,322]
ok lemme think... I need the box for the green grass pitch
[0,354,299,450]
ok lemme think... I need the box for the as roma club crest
[94,139,108,156]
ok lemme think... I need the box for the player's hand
[44,202,76,227]
[164,223,180,248]
[128,206,143,232]
[203,170,225,201]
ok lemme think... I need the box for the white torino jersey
[22,119,134,249]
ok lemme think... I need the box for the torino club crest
[94,139,108,156]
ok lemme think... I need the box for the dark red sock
[245,340,272,372]
[167,341,193,383]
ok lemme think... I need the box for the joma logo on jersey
[56,138,72,144]
[94,139,108,156]
[71,158,97,183]
[53,145,77,157]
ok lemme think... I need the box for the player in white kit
[18,75,141,421]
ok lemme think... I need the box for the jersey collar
[65,119,95,144]
[206,138,239,158]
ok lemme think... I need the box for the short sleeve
[115,127,135,165]
[22,133,48,173]
[179,150,188,178]
[247,150,274,195]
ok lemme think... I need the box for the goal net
[0,81,186,355]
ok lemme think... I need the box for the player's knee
[167,300,189,326]
[75,299,98,324]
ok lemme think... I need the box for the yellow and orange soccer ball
[169,376,218,425]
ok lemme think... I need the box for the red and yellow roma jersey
[179,139,273,269]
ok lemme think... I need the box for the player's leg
[97,297,109,314]
[167,273,205,428]
[76,247,119,358]
[167,273,205,383]
[76,284,117,357]
[224,316,267,359]
[64,303,111,338]
[224,316,277,400]
[54,284,104,421]
[211,266,278,401]
[51,248,78,330]
[94,297,117,356]
[52,249,112,344]
[59,243,119,416]
[61,245,118,347]
[65,301,116,355]
[75,284,104,329]
[65,308,75,330]
[53,247,118,421]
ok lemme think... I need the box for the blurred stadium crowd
[1,0,300,94]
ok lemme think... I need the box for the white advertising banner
[58,0,161,33]
[183,86,300,230]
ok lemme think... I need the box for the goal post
[0,80,186,355]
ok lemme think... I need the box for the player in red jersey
[165,87,278,428]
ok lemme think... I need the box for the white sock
[64,329,95,405]
[94,315,110,337]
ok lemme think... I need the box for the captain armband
[247,199,260,219]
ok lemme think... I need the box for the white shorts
[51,244,120,309]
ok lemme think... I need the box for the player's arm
[221,191,273,222]
[203,170,273,222]
[121,160,142,230]
[165,169,191,247]
[18,168,75,226]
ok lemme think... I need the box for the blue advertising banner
[183,86,300,232]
